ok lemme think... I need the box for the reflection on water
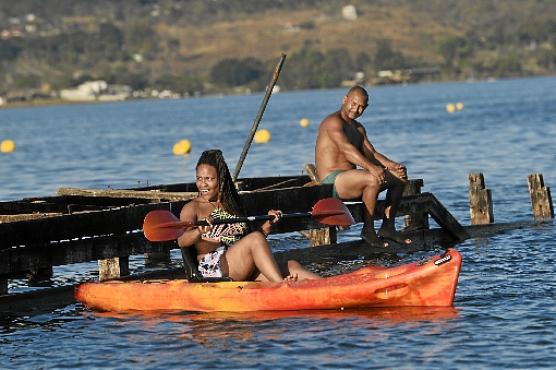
[86,307,459,360]
[96,306,460,326]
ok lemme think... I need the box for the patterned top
[201,207,248,247]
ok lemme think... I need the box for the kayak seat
[180,246,233,282]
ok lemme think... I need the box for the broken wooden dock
[0,171,552,314]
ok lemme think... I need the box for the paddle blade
[143,210,191,242]
[311,198,355,226]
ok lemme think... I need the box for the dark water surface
[1,76,555,369]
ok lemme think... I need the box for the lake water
[1,76,555,369]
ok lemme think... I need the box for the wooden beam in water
[98,256,130,281]
[469,173,494,225]
[528,173,554,220]
[421,193,470,242]
[0,233,174,279]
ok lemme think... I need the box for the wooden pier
[0,172,552,314]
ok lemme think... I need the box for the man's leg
[334,170,388,247]
[377,173,412,245]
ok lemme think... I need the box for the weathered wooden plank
[528,173,554,220]
[0,198,100,215]
[0,233,174,278]
[58,187,198,202]
[0,202,184,249]
[134,175,311,193]
[0,213,63,223]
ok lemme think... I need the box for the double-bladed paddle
[143,197,355,242]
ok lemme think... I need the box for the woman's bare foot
[284,274,299,282]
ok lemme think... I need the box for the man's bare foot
[377,228,412,245]
[361,230,389,248]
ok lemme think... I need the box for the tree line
[1,1,555,96]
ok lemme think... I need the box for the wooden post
[469,173,494,225]
[303,227,337,247]
[403,179,428,230]
[528,173,554,220]
[302,163,336,245]
[144,251,171,268]
[98,256,129,281]
[27,266,53,287]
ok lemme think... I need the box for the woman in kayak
[177,149,321,282]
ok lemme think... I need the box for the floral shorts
[198,246,227,278]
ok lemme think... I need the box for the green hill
[1,0,555,97]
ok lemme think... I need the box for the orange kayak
[75,248,462,312]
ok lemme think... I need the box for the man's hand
[369,165,387,184]
[388,163,408,180]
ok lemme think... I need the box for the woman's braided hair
[196,149,244,216]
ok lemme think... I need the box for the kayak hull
[75,249,462,312]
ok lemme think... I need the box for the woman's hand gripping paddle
[143,197,355,242]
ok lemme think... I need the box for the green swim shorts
[320,170,346,198]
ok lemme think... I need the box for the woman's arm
[260,209,282,236]
[177,203,203,247]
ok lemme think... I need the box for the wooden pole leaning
[233,53,287,181]
[469,172,494,225]
[528,173,554,220]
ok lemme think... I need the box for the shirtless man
[315,85,411,247]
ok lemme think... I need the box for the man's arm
[325,117,384,177]
[360,127,407,180]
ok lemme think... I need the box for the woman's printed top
[201,207,248,247]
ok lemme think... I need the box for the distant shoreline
[2,73,555,111]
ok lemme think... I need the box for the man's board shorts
[198,246,227,278]
[320,170,346,199]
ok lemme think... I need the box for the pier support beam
[528,173,554,220]
[98,256,129,281]
[144,251,171,268]
[27,266,53,287]
[302,163,337,246]
[403,179,428,230]
[0,279,7,295]
[305,227,337,247]
[469,173,494,225]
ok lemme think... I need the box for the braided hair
[196,149,244,216]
